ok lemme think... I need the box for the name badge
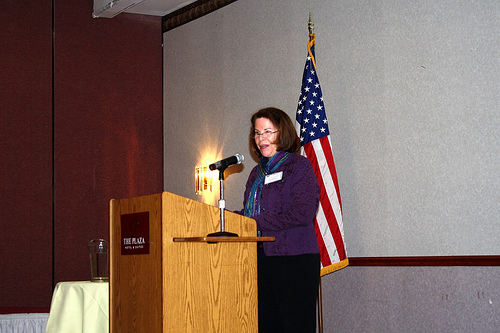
[265,171,283,185]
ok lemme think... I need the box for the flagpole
[308,11,314,38]
[308,12,324,333]
[318,279,324,333]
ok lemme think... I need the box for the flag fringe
[320,258,349,277]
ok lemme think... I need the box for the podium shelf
[173,236,275,243]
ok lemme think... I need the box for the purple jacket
[237,153,320,256]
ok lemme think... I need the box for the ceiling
[124,0,197,16]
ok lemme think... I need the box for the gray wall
[163,1,499,331]
[163,0,499,257]
[321,266,499,332]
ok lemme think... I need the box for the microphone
[209,153,244,171]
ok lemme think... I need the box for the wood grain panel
[110,192,258,332]
[110,194,163,333]
[161,191,258,332]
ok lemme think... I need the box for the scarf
[244,151,290,217]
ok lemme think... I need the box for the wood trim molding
[349,255,500,266]
[163,0,238,32]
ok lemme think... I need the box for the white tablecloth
[0,313,49,333]
[45,281,108,333]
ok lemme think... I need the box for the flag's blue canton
[296,44,329,146]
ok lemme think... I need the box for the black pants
[257,248,320,333]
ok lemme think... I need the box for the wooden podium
[109,192,271,332]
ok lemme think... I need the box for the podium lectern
[109,192,269,332]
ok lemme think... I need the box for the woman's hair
[249,107,301,157]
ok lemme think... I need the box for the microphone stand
[207,167,239,238]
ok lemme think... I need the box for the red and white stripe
[302,135,348,275]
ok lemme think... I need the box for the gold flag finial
[308,11,314,35]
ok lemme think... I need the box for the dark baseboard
[0,307,50,314]
[349,255,500,266]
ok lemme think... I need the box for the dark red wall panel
[0,2,53,307]
[53,1,163,284]
[1,0,162,308]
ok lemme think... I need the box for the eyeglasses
[254,129,278,139]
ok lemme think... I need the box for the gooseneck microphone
[209,153,244,171]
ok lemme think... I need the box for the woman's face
[254,117,279,158]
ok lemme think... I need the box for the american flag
[296,33,348,276]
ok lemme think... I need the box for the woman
[239,107,320,332]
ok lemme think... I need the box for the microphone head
[235,153,244,164]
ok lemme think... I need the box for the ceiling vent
[93,0,145,18]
